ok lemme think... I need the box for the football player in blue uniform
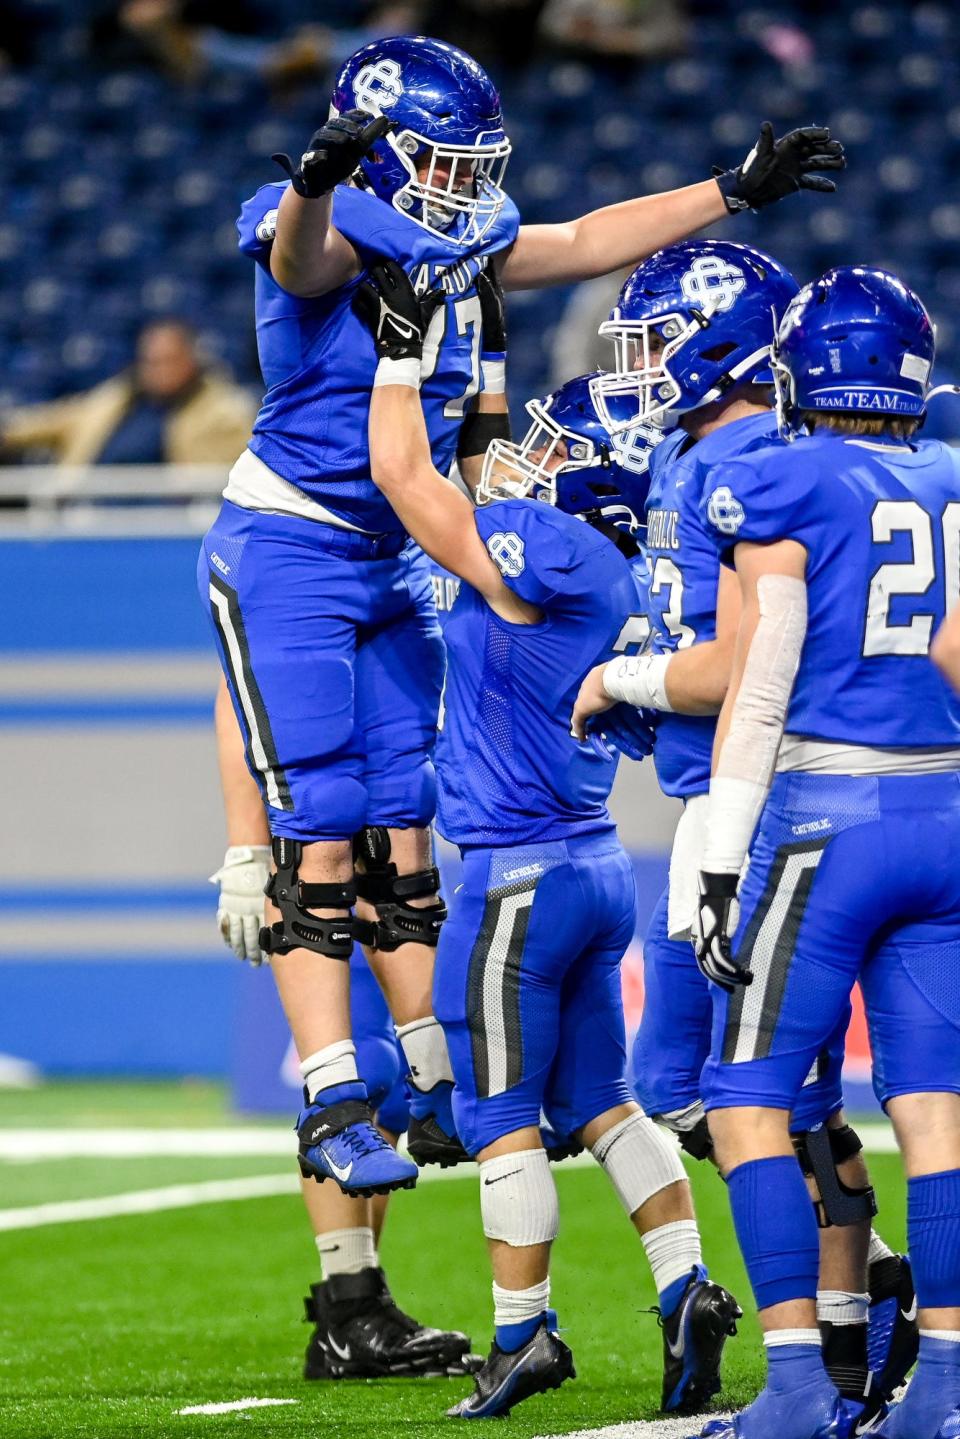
[352,258,743,1420]
[690,267,960,1439]
[571,241,918,1424]
[198,28,845,1199]
[210,684,480,1380]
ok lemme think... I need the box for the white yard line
[0,1121,899,1162]
[532,1419,731,1439]
[177,1398,298,1416]
[0,1174,300,1231]
[0,1121,899,1233]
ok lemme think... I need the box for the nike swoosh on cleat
[327,1157,354,1182]
[483,1171,521,1186]
[666,1326,686,1361]
[327,1336,352,1361]
[900,1297,918,1322]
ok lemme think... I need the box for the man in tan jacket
[1,319,257,466]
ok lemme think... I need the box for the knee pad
[792,1123,878,1229]
[479,1148,559,1247]
[260,837,357,959]
[591,1111,687,1217]
[658,1101,715,1163]
[353,826,447,951]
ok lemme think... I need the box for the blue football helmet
[773,265,936,435]
[331,36,511,246]
[590,240,799,433]
[477,373,662,538]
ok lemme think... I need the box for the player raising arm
[569,241,916,1421]
[355,259,743,1422]
[691,268,960,1439]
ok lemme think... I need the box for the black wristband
[457,411,512,462]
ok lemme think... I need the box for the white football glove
[693,871,752,993]
[209,845,271,965]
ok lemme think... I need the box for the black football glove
[715,122,845,213]
[476,261,507,360]
[693,871,753,993]
[272,110,391,199]
[352,259,444,362]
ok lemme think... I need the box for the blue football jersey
[237,182,520,533]
[644,410,780,797]
[428,557,461,630]
[436,499,641,847]
[701,432,960,748]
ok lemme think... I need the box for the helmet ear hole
[700,341,738,363]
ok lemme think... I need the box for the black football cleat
[303,1268,480,1379]
[657,1265,742,1413]
[821,1318,887,1432]
[447,1319,575,1419]
[406,1113,471,1169]
[867,1253,919,1400]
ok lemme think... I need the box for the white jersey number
[612,613,651,653]
[651,556,696,648]
[863,500,960,656]
[420,295,483,421]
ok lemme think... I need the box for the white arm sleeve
[701,573,808,875]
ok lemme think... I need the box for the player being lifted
[353,258,743,1421]
[199,29,845,1198]
[571,241,917,1423]
[690,268,960,1439]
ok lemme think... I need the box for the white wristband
[480,357,506,395]
[602,653,674,712]
[373,356,422,389]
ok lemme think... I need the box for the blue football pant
[199,501,444,842]
[433,832,637,1156]
[702,772,960,1114]
[634,885,847,1132]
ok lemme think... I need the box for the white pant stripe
[481,888,534,1097]
[209,582,283,811]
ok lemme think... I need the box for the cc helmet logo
[353,58,404,111]
[486,531,526,578]
[680,256,747,314]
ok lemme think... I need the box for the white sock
[316,1226,376,1280]
[868,1230,895,1265]
[641,1219,703,1296]
[921,1329,960,1343]
[299,1040,359,1101]
[765,1328,822,1348]
[395,1017,454,1091]
[590,1111,687,1216]
[817,1290,870,1326]
[492,1277,551,1328]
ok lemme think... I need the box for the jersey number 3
[863,499,960,656]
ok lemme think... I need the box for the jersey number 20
[863,499,960,656]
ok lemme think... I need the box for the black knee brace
[259,837,357,959]
[792,1123,878,1228]
[353,826,447,952]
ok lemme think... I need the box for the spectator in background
[538,0,688,63]
[1,319,256,466]
[96,0,421,88]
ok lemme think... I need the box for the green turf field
[0,1082,906,1439]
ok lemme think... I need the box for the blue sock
[496,1314,545,1353]
[304,1079,368,1110]
[909,1169,960,1309]
[659,1264,707,1320]
[882,1334,960,1437]
[732,1341,838,1439]
[727,1156,820,1310]
[406,1078,456,1131]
